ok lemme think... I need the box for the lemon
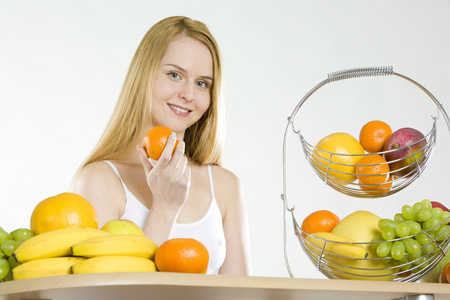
[312,132,365,185]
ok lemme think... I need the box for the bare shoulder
[210,165,244,213]
[210,165,242,187]
[74,161,120,189]
[72,161,126,222]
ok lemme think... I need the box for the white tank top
[103,161,226,274]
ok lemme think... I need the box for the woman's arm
[215,167,252,275]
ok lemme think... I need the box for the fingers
[157,132,178,166]
[136,145,154,174]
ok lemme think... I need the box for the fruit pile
[0,192,209,281]
[301,199,450,281]
[0,227,34,282]
[370,200,450,273]
[312,120,428,195]
[11,226,158,279]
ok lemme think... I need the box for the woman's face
[151,35,213,136]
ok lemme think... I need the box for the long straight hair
[80,16,224,170]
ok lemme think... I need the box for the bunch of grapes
[0,226,34,282]
[371,199,450,272]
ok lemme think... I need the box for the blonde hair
[81,16,224,169]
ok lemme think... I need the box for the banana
[11,257,86,280]
[305,232,368,259]
[13,228,110,263]
[71,255,157,274]
[71,234,158,259]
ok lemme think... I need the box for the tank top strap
[207,165,216,199]
[103,160,130,194]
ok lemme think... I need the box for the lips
[168,103,191,116]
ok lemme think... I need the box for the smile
[168,104,191,116]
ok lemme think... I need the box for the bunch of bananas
[11,227,158,280]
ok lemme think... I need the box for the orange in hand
[143,126,178,160]
[30,193,98,235]
[301,210,340,238]
[359,120,392,153]
[155,238,209,274]
[356,154,391,194]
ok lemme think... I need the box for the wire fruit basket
[281,66,450,282]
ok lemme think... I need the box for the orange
[301,210,340,238]
[30,192,98,235]
[312,132,365,185]
[359,120,392,153]
[143,126,179,160]
[356,154,391,195]
[155,238,209,274]
[360,175,393,195]
[355,154,390,185]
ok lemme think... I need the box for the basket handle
[286,66,450,132]
[328,66,394,82]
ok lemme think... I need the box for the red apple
[432,201,450,225]
[432,201,450,212]
[383,127,427,178]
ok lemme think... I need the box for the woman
[71,16,251,275]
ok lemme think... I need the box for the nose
[179,81,194,101]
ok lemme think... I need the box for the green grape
[401,262,412,271]
[7,255,20,269]
[0,229,11,245]
[423,216,441,231]
[435,225,450,241]
[394,213,406,224]
[431,207,443,219]
[379,219,397,231]
[0,250,4,259]
[382,227,396,241]
[421,199,432,210]
[10,228,34,242]
[412,202,423,213]
[415,260,429,271]
[1,239,18,257]
[395,223,411,238]
[391,240,406,261]
[0,259,10,280]
[386,258,398,266]
[422,243,437,255]
[0,270,12,282]
[405,220,421,235]
[441,211,450,223]
[370,235,385,249]
[416,209,432,222]
[411,256,427,266]
[416,232,432,246]
[402,205,415,221]
[376,241,393,258]
[403,238,421,254]
[398,255,411,271]
[408,249,423,262]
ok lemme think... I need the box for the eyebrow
[165,64,213,81]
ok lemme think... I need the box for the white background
[1,0,450,279]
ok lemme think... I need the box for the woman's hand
[137,133,191,214]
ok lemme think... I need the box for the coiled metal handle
[328,66,394,82]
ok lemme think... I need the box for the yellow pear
[327,210,398,281]
[331,210,382,247]
[100,219,144,235]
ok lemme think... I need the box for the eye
[196,80,209,88]
[168,72,181,80]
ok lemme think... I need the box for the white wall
[1,0,449,279]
